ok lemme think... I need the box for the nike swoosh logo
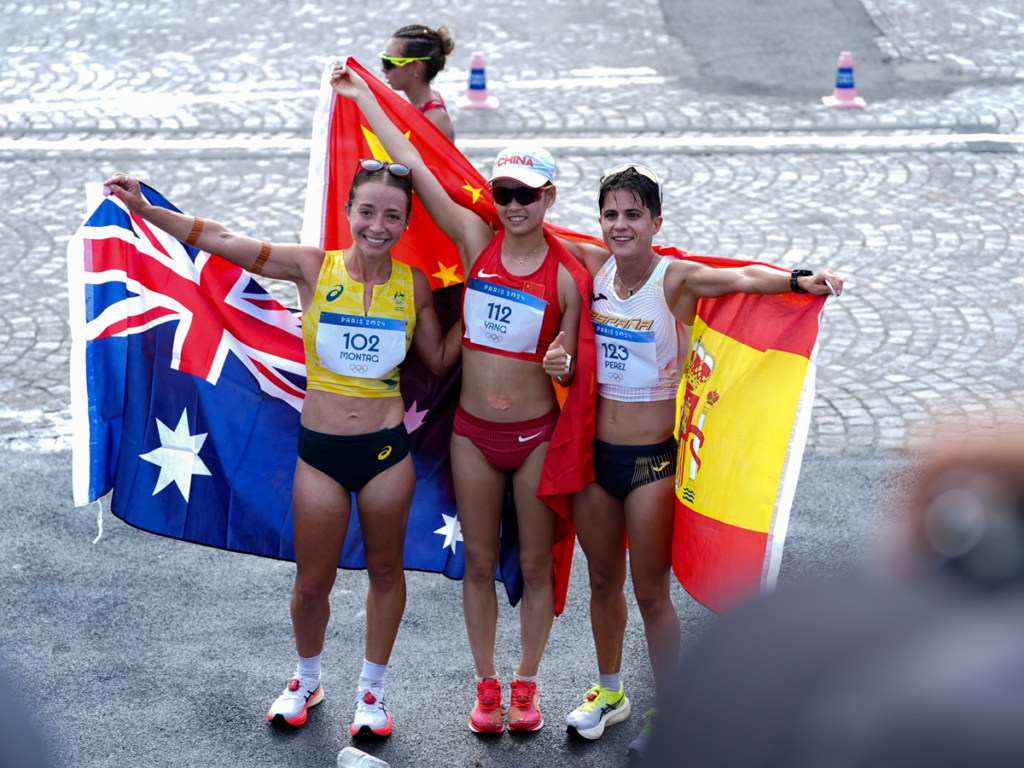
[592,293,608,302]
[478,271,500,279]
[518,432,542,442]
[654,461,670,471]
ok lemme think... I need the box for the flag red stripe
[697,291,826,357]
[673,500,768,613]
[251,358,306,398]
[94,306,177,338]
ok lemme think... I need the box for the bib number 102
[343,332,380,352]
[487,302,512,323]
[601,342,630,361]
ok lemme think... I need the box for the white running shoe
[350,686,392,737]
[267,677,324,726]
[564,684,631,740]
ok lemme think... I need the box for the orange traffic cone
[457,51,499,110]
[822,51,866,108]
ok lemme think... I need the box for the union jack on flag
[68,183,471,579]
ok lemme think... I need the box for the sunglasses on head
[359,158,411,177]
[379,52,431,70]
[491,184,550,206]
[601,163,663,202]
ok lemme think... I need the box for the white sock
[296,653,322,685]
[599,671,621,692]
[359,659,387,689]
[513,673,538,683]
[475,673,499,683]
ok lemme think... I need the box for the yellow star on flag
[462,182,483,204]
[360,125,412,162]
[432,262,462,287]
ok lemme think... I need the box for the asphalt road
[0,448,913,768]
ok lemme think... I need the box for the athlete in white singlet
[560,164,843,759]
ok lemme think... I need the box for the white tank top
[591,255,691,403]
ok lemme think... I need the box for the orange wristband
[252,242,271,275]
[185,216,204,246]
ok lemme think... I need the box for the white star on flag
[403,400,429,433]
[434,513,463,553]
[139,409,212,502]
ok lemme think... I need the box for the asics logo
[518,432,542,442]
[378,446,392,460]
[326,285,344,301]
[478,271,500,279]
[653,461,670,472]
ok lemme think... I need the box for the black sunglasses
[359,159,411,177]
[491,184,550,206]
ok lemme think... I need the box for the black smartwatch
[790,269,813,294]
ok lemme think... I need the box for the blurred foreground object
[0,663,54,768]
[648,433,1024,768]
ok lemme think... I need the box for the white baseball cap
[488,143,555,188]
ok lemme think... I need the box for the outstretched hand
[102,173,147,214]
[330,61,370,101]
[543,331,569,378]
[803,268,844,297]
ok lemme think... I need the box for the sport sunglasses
[379,52,431,70]
[601,163,663,202]
[491,184,551,206]
[359,158,411,177]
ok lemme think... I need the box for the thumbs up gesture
[542,331,572,380]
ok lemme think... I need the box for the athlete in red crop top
[334,66,585,734]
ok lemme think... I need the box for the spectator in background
[380,25,456,142]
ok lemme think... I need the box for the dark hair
[598,167,661,218]
[347,167,413,219]
[391,24,455,82]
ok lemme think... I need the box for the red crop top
[461,231,563,363]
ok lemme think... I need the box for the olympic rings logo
[349,364,369,374]
[486,332,504,343]
[608,372,624,382]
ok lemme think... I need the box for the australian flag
[67,183,523,592]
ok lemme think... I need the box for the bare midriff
[300,388,405,435]
[460,347,558,423]
[595,397,676,446]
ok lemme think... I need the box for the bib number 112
[487,302,512,323]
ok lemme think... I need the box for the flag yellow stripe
[675,321,808,533]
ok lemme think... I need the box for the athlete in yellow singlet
[104,163,462,738]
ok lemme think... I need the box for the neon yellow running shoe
[627,707,658,760]
[564,684,631,739]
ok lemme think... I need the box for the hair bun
[436,25,455,56]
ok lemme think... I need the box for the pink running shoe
[469,677,504,733]
[508,679,543,732]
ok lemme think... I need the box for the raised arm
[409,267,462,377]
[330,64,492,268]
[102,174,323,290]
[664,259,843,325]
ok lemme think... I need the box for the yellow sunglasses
[379,52,431,70]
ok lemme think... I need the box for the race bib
[594,321,660,388]
[464,277,548,355]
[316,312,407,379]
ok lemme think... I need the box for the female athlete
[103,162,462,737]
[380,24,456,142]
[331,64,585,733]
[560,164,842,759]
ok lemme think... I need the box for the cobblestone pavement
[1,0,1023,459]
